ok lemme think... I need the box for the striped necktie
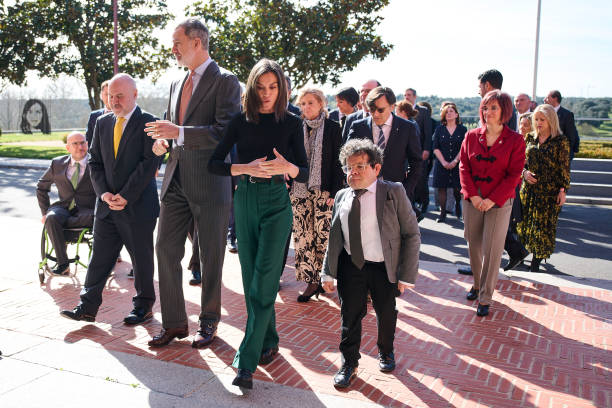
[69,162,80,210]
[113,116,126,158]
[377,126,386,150]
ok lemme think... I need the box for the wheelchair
[37,226,93,284]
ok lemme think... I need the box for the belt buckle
[249,176,256,184]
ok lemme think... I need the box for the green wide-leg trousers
[232,179,293,372]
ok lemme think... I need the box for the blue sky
[9,0,612,99]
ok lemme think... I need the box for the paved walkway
[1,215,610,407]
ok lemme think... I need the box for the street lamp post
[113,0,118,75]
[532,0,542,101]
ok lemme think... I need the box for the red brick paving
[2,252,611,408]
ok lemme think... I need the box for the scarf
[292,111,325,198]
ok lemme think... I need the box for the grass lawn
[0,145,67,159]
[0,131,70,143]
[575,140,612,159]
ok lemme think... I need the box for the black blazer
[414,104,432,152]
[347,114,422,194]
[288,103,301,116]
[89,106,160,221]
[306,118,344,197]
[328,109,340,123]
[557,106,579,156]
[342,109,366,144]
[85,109,105,146]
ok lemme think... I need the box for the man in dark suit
[60,74,160,325]
[478,69,517,130]
[346,86,422,202]
[404,88,432,215]
[341,79,380,144]
[85,80,111,145]
[329,87,359,131]
[321,138,421,388]
[545,90,579,160]
[37,131,95,275]
[146,19,241,348]
[285,75,301,116]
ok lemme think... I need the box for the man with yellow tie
[61,73,161,326]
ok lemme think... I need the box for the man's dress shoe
[228,239,238,254]
[259,346,279,365]
[52,263,70,276]
[189,270,201,286]
[476,303,490,316]
[232,368,253,389]
[466,287,479,301]
[333,363,358,388]
[60,306,95,322]
[127,269,134,278]
[124,308,153,325]
[378,352,396,372]
[192,323,216,348]
[503,250,529,271]
[148,326,189,347]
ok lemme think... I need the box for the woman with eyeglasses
[291,87,343,302]
[459,90,525,317]
[432,103,467,223]
[208,59,308,389]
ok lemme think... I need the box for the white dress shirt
[372,113,393,147]
[66,155,89,183]
[339,180,384,262]
[177,58,214,145]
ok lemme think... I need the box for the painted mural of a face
[26,102,43,128]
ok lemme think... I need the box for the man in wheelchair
[36,131,95,275]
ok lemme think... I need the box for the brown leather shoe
[148,326,188,348]
[192,322,217,349]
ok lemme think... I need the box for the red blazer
[459,125,525,207]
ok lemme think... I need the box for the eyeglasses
[369,106,388,114]
[68,141,87,147]
[342,163,371,174]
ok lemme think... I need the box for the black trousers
[45,206,93,265]
[79,213,156,315]
[337,250,399,366]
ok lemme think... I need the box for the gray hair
[177,18,209,50]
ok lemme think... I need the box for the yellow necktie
[114,116,126,158]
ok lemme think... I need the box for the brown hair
[395,100,418,119]
[243,59,288,124]
[440,103,462,125]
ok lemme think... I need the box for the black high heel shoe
[297,282,324,302]
[530,257,542,272]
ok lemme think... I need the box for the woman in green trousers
[208,59,308,389]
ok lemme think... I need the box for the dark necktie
[348,189,367,269]
[340,115,346,130]
[377,126,386,150]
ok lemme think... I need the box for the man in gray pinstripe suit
[146,18,241,348]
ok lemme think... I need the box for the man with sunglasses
[321,138,421,388]
[346,86,423,202]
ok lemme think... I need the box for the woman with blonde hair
[517,104,570,271]
[292,86,343,302]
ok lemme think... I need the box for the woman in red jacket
[459,90,526,316]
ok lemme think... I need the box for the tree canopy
[188,0,393,88]
[0,0,173,109]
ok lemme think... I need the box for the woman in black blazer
[292,87,344,302]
